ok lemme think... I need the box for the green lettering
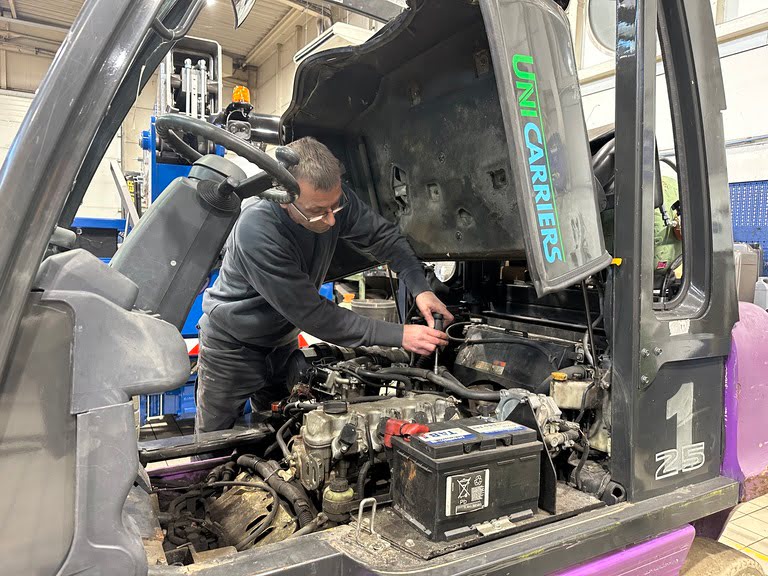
[516,81,536,108]
[512,54,535,80]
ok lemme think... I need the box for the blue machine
[141,116,226,203]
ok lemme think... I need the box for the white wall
[254,19,320,116]
[0,89,123,219]
[122,74,158,176]
[0,50,124,219]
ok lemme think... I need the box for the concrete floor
[720,493,768,573]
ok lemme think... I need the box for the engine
[147,311,621,565]
[293,394,457,491]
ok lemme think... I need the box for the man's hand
[402,324,450,356]
[415,291,455,328]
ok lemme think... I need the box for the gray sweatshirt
[199,187,430,349]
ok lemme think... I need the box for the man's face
[283,177,344,234]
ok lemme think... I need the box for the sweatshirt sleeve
[338,187,431,297]
[231,215,404,348]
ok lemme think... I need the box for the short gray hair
[286,137,343,191]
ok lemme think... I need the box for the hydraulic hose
[237,455,315,528]
[377,367,501,401]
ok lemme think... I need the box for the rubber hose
[154,114,298,201]
[237,456,315,528]
[356,460,372,498]
[377,367,501,401]
[159,127,202,161]
[559,365,589,380]
[355,368,411,390]
[290,514,326,537]
[534,375,553,395]
[573,436,590,490]
[276,416,297,461]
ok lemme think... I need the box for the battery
[390,417,541,541]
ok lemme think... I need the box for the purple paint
[552,524,695,576]
[722,302,768,500]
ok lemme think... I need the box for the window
[722,0,766,22]
[587,0,616,51]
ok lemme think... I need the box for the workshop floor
[720,493,768,573]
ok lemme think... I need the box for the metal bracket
[355,497,390,552]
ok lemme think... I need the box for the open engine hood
[282,0,609,295]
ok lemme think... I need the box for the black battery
[390,417,541,541]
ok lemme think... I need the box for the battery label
[445,469,490,517]
[418,428,476,445]
[468,420,527,436]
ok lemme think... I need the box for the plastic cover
[480,0,611,295]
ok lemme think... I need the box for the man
[196,137,453,433]
[653,175,682,289]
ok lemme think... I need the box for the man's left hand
[415,291,454,328]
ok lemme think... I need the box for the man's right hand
[402,324,449,356]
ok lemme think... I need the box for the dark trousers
[195,329,297,433]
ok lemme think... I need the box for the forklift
[0,0,765,575]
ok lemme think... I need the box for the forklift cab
[0,0,764,575]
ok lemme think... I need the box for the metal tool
[433,312,444,374]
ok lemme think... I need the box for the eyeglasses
[290,189,348,223]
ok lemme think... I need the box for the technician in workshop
[195,137,454,433]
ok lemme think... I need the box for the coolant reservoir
[481,0,610,295]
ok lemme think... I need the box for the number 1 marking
[655,382,705,480]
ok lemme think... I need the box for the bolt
[438,152,446,163]
[653,347,663,356]
[170,260,177,267]
[455,231,463,241]
[405,538,415,547]
[640,348,650,358]
[641,375,650,385]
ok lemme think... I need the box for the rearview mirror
[230,0,256,28]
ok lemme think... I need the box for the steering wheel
[155,114,300,203]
